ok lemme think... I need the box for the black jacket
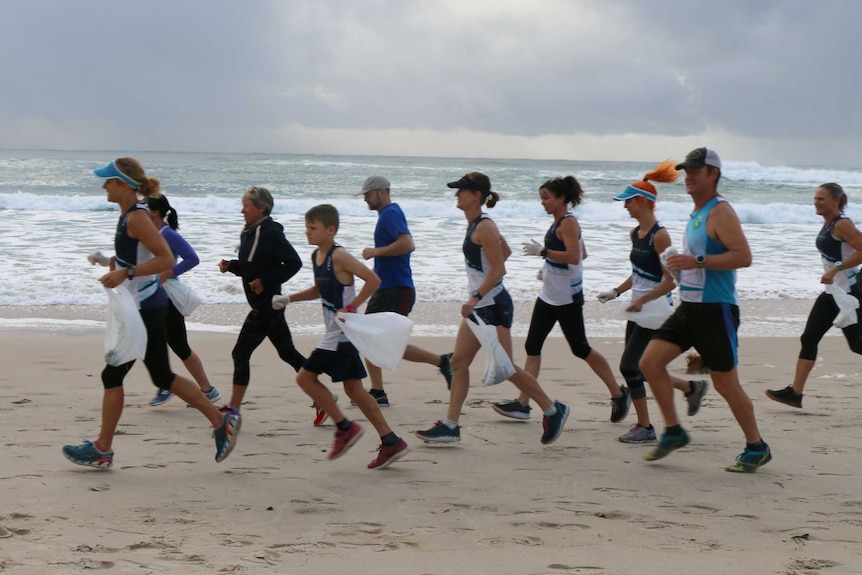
[225,217,302,311]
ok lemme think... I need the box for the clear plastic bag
[161,277,202,316]
[466,313,516,386]
[104,284,147,366]
[337,312,413,371]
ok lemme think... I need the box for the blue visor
[93,161,139,189]
[613,184,656,202]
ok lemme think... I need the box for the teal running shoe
[644,429,690,461]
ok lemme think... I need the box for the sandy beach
[1,304,861,574]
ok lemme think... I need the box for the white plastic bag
[337,312,413,371]
[623,298,674,330]
[161,277,202,316]
[104,284,147,366]
[826,283,859,328]
[466,313,516,386]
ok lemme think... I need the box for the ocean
[2,149,860,335]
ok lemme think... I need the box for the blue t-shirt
[374,203,414,289]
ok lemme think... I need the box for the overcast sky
[1,0,859,167]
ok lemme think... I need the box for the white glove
[522,239,543,256]
[87,251,111,266]
[597,289,618,303]
[272,294,291,310]
[659,246,681,286]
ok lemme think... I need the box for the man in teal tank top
[638,148,772,473]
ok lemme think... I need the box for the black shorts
[652,302,740,372]
[366,286,416,316]
[303,342,368,382]
[474,289,514,329]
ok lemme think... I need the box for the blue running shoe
[541,401,569,445]
[415,420,461,443]
[213,413,240,463]
[726,444,772,473]
[644,429,690,461]
[439,353,454,390]
[187,386,222,408]
[149,388,173,406]
[62,439,113,469]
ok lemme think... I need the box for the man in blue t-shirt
[357,175,453,405]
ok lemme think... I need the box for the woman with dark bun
[145,193,221,408]
[492,175,630,425]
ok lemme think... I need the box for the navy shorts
[303,342,368,382]
[474,289,514,329]
[651,302,740,372]
[366,286,416,316]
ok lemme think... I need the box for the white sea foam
[1,150,860,309]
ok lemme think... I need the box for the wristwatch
[125,266,135,279]
[695,255,706,269]
[471,290,483,300]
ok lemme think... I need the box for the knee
[450,353,472,373]
[570,343,591,360]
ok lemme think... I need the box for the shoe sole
[414,433,461,443]
[541,404,570,445]
[214,416,241,463]
[764,390,802,408]
[726,452,772,473]
[687,381,709,416]
[610,390,631,423]
[492,405,531,421]
[618,435,657,444]
[62,452,113,469]
[328,428,365,460]
[643,436,690,461]
[370,445,411,470]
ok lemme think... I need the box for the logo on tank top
[691,214,704,230]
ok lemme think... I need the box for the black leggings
[164,300,192,360]
[619,321,655,400]
[524,298,592,359]
[232,309,305,387]
[799,291,862,361]
[102,307,175,390]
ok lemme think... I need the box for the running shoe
[219,404,240,416]
[618,423,657,444]
[213,413,240,463]
[540,401,569,445]
[328,421,364,460]
[725,443,772,473]
[62,439,114,469]
[149,388,173,406]
[187,386,222,408]
[350,389,389,407]
[439,353,454,390]
[313,393,339,426]
[643,429,690,461]
[765,386,803,408]
[685,380,708,416]
[610,386,631,423]
[492,398,532,421]
[368,437,410,469]
[415,420,461,443]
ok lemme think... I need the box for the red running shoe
[328,421,364,460]
[367,437,410,470]
[312,393,338,427]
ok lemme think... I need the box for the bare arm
[546,216,582,265]
[627,228,677,311]
[100,210,174,288]
[362,233,414,260]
